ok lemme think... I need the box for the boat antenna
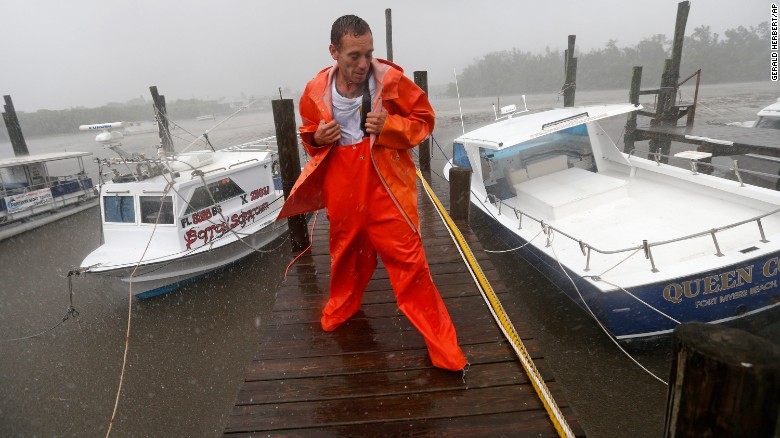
[278,87,283,100]
[453,68,465,135]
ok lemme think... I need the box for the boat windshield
[755,116,780,130]
[479,125,595,200]
[140,196,174,224]
[104,196,135,223]
[185,178,245,214]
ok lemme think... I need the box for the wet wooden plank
[225,408,581,438]
[225,385,572,433]
[244,341,540,381]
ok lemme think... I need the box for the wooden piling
[449,167,472,222]
[563,35,577,108]
[272,99,310,252]
[650,2,690,162]
[149,86,174,154]
[2,95,29,156]
[664,323,780,438]
[385,9,393,62]
[413,71,431,172]
[624,66,643,152]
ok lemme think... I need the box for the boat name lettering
[250,186,270,201]
[694,280,778,309]
[663,265,755,303]
[183,202,270,249]
[241,185,271,205]
[181,205,224,228]
[664,257,780,304]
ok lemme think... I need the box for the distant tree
[446,23,767,97]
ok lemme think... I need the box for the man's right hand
[313,120,341,146]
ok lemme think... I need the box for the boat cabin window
[104,195,136,223]
[140,196,174,224]
[185,178,245,214]
[452,143,472,169]
[479,125,595,200]
[755,117,780,130]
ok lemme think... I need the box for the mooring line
[546,235,669,386]
[417,168,575,438]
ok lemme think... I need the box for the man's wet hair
[331,15,372,49]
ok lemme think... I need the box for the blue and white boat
[445,103,780,340]
[0,151,97,241]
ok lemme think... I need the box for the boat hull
[90,222,288,298]
[486,210,780,339]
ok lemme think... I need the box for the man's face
[330,32,374,85]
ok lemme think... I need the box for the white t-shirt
[331,75,376,146]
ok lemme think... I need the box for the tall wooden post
[413,71,431,172]
[563,35,577,108]
[272,99,310,252]
[2,95,30,156]
[385,8,393,62]
[449,167,472,222]
[664,323,780,437]
[652,1,690,162]
[149,86,174,155]
[624,66,643,152]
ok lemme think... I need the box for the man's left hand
[365,109,387,135]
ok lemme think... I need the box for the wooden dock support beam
[2,95,29,156]
[385,8,393,62]
[563,35,577,108]
[272,99,310,252]
[413,71,431,172]
[649,1,690,163]
[449,167,472,222]
[624,66,643,152]
[664,323,780,437]
[149,86,174,155]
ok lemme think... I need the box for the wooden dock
[634,124,780,157]
[223,171,584,436]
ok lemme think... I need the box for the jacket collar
[308,58,403,108]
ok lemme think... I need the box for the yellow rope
[417,169,575,438]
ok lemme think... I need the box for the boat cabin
[0,151,94,224]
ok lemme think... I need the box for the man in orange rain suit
[277,15,467,371]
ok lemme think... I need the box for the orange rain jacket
[277,58,435,232]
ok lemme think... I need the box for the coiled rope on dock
[416,168,576,438]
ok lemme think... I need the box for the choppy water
[1,82,778,437]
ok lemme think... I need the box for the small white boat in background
[80,136,289,298]
[0,151,97,241]
[727,97,780,129]
[446,103,780,340]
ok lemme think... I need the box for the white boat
[727,97,780,129]
[80,137,289,298]
[0,151,97,240]
[445,103,780,340]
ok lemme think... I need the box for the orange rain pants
[321,137,467,371]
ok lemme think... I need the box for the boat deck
[501,166,780,283]
[223,172,584,436]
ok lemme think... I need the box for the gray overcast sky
[0,0,767,112]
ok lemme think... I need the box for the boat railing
[631,148,780,187]
[483,192,779,273]
[228,158,259,169]
[1,173,92,196]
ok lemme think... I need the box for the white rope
[483,228,545,253]
[547,230,668,386]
